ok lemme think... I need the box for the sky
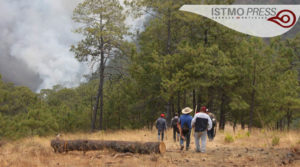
[0,0,144,92]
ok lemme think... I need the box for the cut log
[51,139,166,154]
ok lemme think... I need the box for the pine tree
[71,0,128,130]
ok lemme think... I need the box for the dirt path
[0,129,299,167]
[163,142,297,167]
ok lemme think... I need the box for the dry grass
[0,126,299,167]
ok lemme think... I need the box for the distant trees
[121,0,300,131]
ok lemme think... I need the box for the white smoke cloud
[0,0,88,91]
[0,0,146,92]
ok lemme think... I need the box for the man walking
[156,113,167,141]
[192,106,212,153]
[171,113,180,142]
[178,107,193,151]
[206,109,217,141]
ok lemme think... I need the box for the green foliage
[0,79,93,140]
[272,136,280,146]
[234,131,250,139]
[70,0,128,63]
[246,131,250,137]
[225,133,234,143]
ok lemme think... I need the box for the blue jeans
[180,130,191,149]
[158,130,164,141]
[194,131,207,152]
[207,124,216,141]
[207,127,215,140]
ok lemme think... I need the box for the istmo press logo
[180,5,300,38]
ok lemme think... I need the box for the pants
[194,131,207,152]
[158,130,165,141]
[207,126,215,140]
[180,130,191,149]
[173,127,179,141]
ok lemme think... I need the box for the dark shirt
[156,117,167,131]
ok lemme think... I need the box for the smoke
[0,0,88,91]
[0,0,147,92]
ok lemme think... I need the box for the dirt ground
[0,126,299,167]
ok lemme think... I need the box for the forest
[0,0,300,140]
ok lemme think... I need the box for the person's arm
[177,118,185,140]
[155,119,159,129]
[207,115,212,131]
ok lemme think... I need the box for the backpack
[195,117,208,132]
[172,117,178,128]
[182,122,190,135]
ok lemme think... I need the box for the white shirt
[191,112,212,131]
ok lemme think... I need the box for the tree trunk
[197,89,201,111]
[241,111,245,129]
[92,13,106,131]
[183,90,186,108]
[166,8,171,55]
[193,89,196,111]
[219,93,226,130]
[118,113,121,129]
[287,109,292,131]
[91,64,103,130]
[204,29,208,46]
[279,119,284,131]
[171,99,175,117]
[233,118,237,133]
[51,140,166,154]
[166,98,173,126]
[91,95,94,129]
[208,87,214,113]
[249,61,256,132]
[165,7,172,126]
[98,45,105,130]
[177,91,181,115]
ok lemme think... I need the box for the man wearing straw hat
[178,107,193,151]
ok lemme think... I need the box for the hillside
[0,127,299,167]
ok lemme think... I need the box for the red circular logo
[268,10,296,28]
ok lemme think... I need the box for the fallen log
[51,139,166,154]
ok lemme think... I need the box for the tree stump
[51,139,166,154]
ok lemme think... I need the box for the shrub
[225,133,234,143]
[272,136,280,146]
[235,132,243,139]
[246,131,250,137]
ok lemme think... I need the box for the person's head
[200,106,207,113]
[175,113,178,116]
[181,107,193,115]
[160,113,165,118]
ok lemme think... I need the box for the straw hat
[182,107,193,114]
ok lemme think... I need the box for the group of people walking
[156,106,217,153]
